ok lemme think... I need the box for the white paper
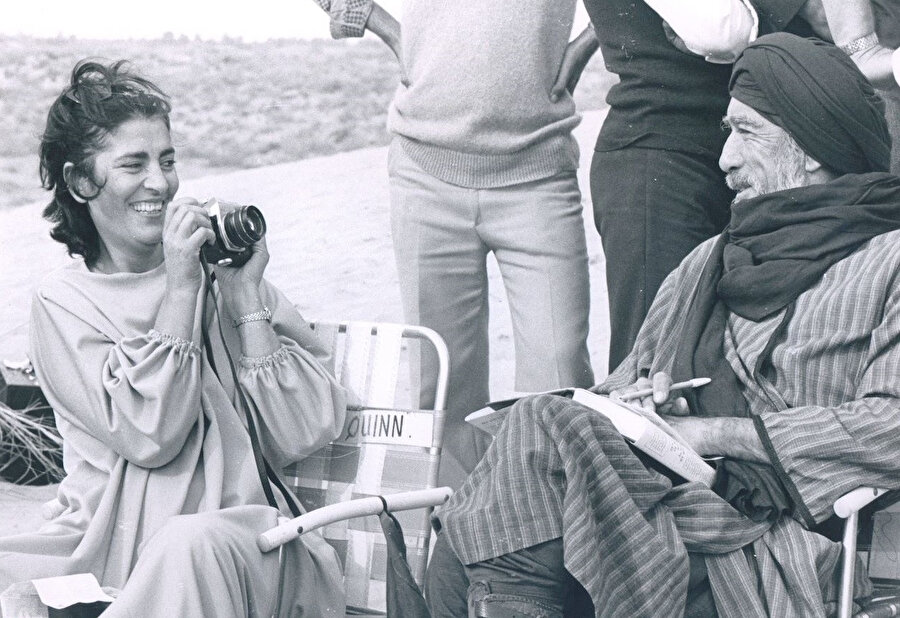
[31,573,114,609]
[572,389,716,486]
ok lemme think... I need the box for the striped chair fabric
[283,321,448,613]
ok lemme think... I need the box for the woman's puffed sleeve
[30,290,204,469]
[236,281,347,469]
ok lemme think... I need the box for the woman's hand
[610,371,691,416]
[214,236,270,318]
[162,197,215,291]
[154,198,215,341]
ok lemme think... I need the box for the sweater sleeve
[236,281,347,469]
[753,272,900,524]
[311,0,373,39]
[29,290,204,469]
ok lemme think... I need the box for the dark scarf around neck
[670,173,900,522]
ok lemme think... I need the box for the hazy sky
[1,1,356,40]
[3,2,588,41]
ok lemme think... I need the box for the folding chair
[835,487,900,618]
[273,321,452,614]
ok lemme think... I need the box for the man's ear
[62,162,89,204]
[804,153,839,185]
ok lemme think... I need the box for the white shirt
[893,48,900,87]
[646,0,760,64]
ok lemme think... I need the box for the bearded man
[424,32,900,618]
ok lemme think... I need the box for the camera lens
[222,205,266,248]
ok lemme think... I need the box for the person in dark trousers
[584,0,819,370]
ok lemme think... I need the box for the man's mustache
[725,172,750,192]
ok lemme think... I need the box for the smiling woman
[69,116,179,272]
[39,61,177,270]
[0,59,347,616]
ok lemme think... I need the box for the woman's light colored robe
[0,260,347,616]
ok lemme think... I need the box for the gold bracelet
[232,306,272,328]
[839,32,879,56]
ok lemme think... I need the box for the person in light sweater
[313,0,598,488]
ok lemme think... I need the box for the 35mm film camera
[201,198,267,267]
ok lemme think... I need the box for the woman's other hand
[162,197,215,291]
[214,236,270,318]
[216,237,280,359]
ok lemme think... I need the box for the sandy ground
[0,109,610,536]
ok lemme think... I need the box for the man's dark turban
[729,32,890,174]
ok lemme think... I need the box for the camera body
[202,198,266,267]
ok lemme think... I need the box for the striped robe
[439,230,900,617]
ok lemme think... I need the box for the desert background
[0,13,618,536]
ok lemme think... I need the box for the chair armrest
[257,487,453,552]
[834,487,891,519]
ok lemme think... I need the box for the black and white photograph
[0,1,899,616]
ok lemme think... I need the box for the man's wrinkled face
[719,98,809,202]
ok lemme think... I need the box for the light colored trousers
[388,140,594,488]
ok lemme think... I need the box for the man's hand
[803,0,898,90]
[850,45,898,90]
[550,25,600,103]
[611,371,691,416]
[367,2,408,85]
[798,0,832,41]
[661,21,696,57]
[660,416,769,462]
[660,416,715,454]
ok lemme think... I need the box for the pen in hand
[617,377,712,402]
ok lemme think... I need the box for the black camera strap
[199,262,303,518]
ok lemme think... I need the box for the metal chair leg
[838,510,859,618]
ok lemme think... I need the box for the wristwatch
[839,32,880,56]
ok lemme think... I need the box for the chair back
[283,321,448,613]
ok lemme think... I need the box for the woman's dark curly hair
[40,59,172,266]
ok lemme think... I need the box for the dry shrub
[0,402,63,486]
